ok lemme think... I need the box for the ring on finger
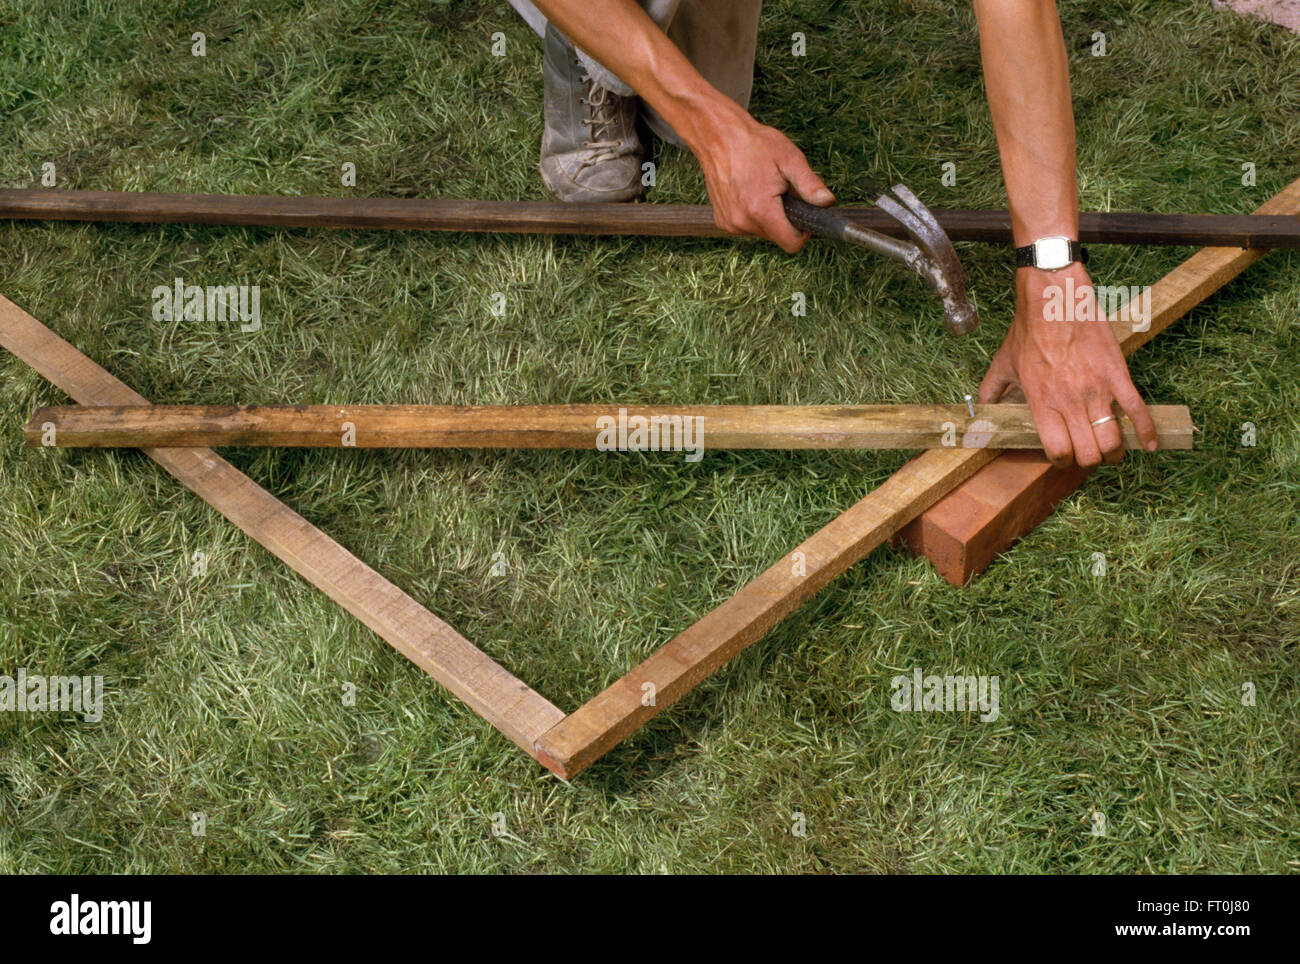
[1090,414,1117,428]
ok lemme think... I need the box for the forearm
[528,0,744,154]
[973,0,1078,246]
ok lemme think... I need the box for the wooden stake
[2,189,1299,247]
[0,295,566,759]
[25,402,1194,451]
[898,176,1300,585]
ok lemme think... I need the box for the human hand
[978,263,1158,467]
[688,101,834,254]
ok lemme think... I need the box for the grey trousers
[508,0,762,146]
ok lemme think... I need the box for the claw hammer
[783,184,978,335]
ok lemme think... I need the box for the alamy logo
[891,667,1000,722]
[50,894,151,944]
[1043,277,1151,331]
[595,408,704,462]
[0,669,102,722]
[152,277,262,331]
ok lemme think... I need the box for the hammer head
[872,185,977,336]
[782,186,978,335]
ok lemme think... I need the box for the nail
[965,394,975,418]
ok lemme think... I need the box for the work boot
[540,24,643,202]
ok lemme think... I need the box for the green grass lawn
[0,0,1297,873]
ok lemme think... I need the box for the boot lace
[578,73,623,166]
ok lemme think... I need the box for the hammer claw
[879,185,978,336]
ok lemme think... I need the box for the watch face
[1035,236,1072,270]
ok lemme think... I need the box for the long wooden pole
[24,402,1194,451]
[0,295,567,760]
[2,189,1299,247]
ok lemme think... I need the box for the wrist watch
[1014,235,1088,270]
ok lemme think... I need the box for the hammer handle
[783,193,920,267]
[782,195,852,241]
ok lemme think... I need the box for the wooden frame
[1,178,1283,778]
[24,402,1193,451]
